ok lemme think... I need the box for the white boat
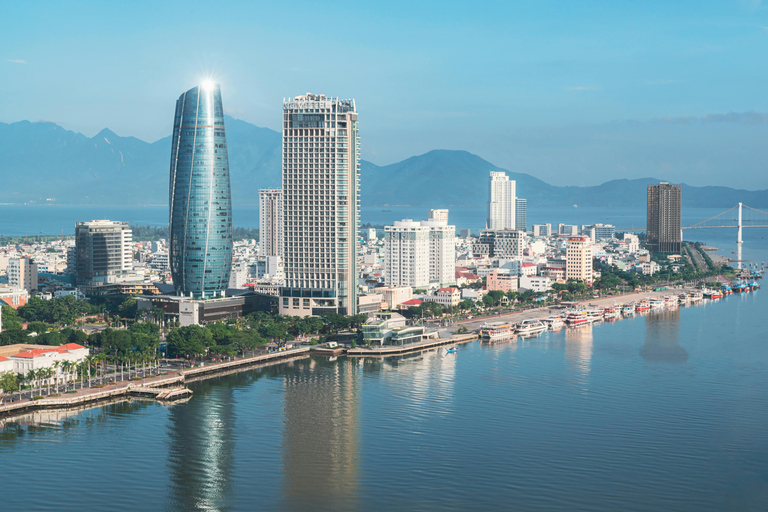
[621,303,636,315]
[664,295,678,307]
[585,308,604,323]
[603,306,620,319]
[649,297,665,309]
[542,316,564,330]
[516,319,547,337]
[480,322,516,341]
[565,310,588,325]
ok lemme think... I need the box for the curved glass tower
[169,82,233,298]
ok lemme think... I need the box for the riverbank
[0,347,310,419]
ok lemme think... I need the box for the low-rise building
[519,275,553,293]
[487,270,519,293]
[422,287,461,308]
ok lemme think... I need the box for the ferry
[664,295,679,307]
[542,316,564,330]
[635,300,651,312]
[621,303,636,315]
[585,308,604,323]
[516,319,547,338]
[604,306,620,319]
[678,293,689,305]
[649,297,665,309]
[565,310,588,325]
[480,322,517,341]
[690,291,704,302]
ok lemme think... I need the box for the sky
[2,0,768,188]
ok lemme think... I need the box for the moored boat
[542,316,564,330]
[565,310,588,325]
[516,319,547,337]
[480,322,516,341]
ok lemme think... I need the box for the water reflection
[565,324,593,385]
[167,378,238,511]
[640,308,688,364]
[282,357,361,511]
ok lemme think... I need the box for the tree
[0,372,19,404]
[459,299,474,310]
[166,325,211,361]
[0,305,23,331]
[482,295,495,308]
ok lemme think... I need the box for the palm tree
[26,369,37,397]
[84,355,95,387]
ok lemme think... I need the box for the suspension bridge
[621,203,768,243]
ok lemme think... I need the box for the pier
[347,334,477,356]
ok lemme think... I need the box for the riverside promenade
[0,347,310,418]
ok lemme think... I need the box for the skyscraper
[259,189,284,257]
[280,93,360,317]
[565,236,593,283]
[488,171,516,230]
[515,198,527,232]
[168,82,233,298]
[647,183,681,254]
[75,220,132,286]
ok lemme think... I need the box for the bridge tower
[737,202,743,244]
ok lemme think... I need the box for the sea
[2,205,768,511]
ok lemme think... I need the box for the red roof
[438,287,459,293]
[401,299,423,306]
[59,343,85,350]
[0,356,9,362]
[522,262,536,267]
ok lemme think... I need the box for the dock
[346,334,477,356]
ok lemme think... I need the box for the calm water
[2,211,768,510]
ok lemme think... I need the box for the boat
[734,282,750,293]
[663,295,679,307]
[542,316,564,330]
[635,300,651,312]
[480,322,516,341]
[750,281,760,290]
[621,303,636,315]
[649,297,665,309]
[720,284,732,295]
[604,306,620,319]
[446,346,458,354]
[585,308,604,323]
[565,310,588,325]
[516,319,547,337]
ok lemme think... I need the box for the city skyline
[3,1,768,188]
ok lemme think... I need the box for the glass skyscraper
[168,82,233,298]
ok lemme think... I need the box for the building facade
[486,270,519,293]
[515,198,527,232]
[488,171,516,230]
[7,257,37,293]
[565,236,593,283]
[75,220,132,286]
[384,220,430,287]
[532,224,552,237]
[428,209,449,223]
[280,93,360,317]
[168,82,233,298]
[477,229,525,259]
[259,189,284,258]
[647,183,682,254]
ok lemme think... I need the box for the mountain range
[1,117,766,208]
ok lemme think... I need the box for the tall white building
[8,257,38,294]
[488,171,516,230]
[259,189,284,257]
[74,220,132,285]
[566,236,593,283]
[385,220,430,287]
[280,93,360,317]
[385,217,456,288]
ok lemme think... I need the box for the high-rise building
[428,209,449,223]
[532,224,551,237]
[168,82,233,298]
[384,217,456,288]
[280,93,360,317]
[515,198,527,232]
[8,257,38,293]
[476,229,525,259]
[565,236,593,283]
[647,183,682,254]
[259,189,284,257]
[75,220,132,285]
[488,171,516,230]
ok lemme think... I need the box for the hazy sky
[2,0,768,188]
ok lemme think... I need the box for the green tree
[166,325,211,361]
[0,372,19,404]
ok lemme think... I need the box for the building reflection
[166,380,237,511]
[282,357,361,511]
[640,307,688,364]
[565,324,593,385]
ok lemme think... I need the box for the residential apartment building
[647,182,682,254]
[558,224,579,236]
[565,236,593,283]
[488,171,516,230]
[7,257,37,293]
[280,93,360,317]
[532,224,552,237]
[75,220,132,286]
[487,270,519,293]
[519,275,553,293]
[476,229,525,259]
[259,189,284,258]
[428,209,449,223]
[384,220,429,287]
[515,198,527,232]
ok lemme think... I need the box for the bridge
[620,203,768,243]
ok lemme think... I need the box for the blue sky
[2,0,768,187]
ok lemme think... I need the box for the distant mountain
[1,119,767,208]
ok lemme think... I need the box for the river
[1,209,767,511]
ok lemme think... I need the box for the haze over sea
[2,206,767,511]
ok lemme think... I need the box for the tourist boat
[635,300,651,312]
[585,308,604,323]
[480,322,516,341]
[649,297,665,309]
[516,319,547,337]
[542,316,564,330]
[690,291,704,302]
[565,310,588,325]
[621,303,636,315]
[677,293,689,305]
[663,295,678,307]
